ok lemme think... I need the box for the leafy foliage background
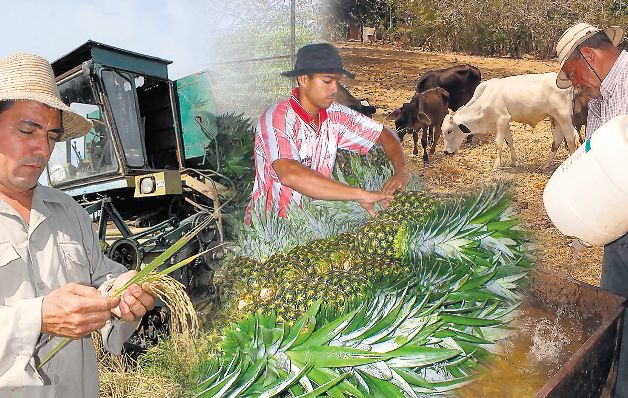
[329,0,628,58]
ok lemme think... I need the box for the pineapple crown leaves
[194,275,521,398]
[233,198,301,261]
[334,148,423,193]
[284,197,368,240]
[398,182,528,265]
[237,192,375,261]
[484,264,531,302]
[399,243,529,312]
[304,198,372,231]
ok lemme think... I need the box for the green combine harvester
[48,41,249,353]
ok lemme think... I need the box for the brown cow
[572,93,588,143]
[417,65,482,145]
[387,87,449,163]
[562,92,589,149]
[417,64,481,111]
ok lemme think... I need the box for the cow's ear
[418,112,432,126]
[386,109,401,120]
[458,124,472,134]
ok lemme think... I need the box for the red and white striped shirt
[245,88,383,223]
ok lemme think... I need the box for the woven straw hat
[556,23,624,88]
[0,52,92,141]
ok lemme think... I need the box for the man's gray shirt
[0,185,137,398]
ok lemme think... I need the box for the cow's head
[442,114,471,154]
[349,101,377,118]
[386,101,429,141]
[359,99,377,117]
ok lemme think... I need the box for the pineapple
[214,255,263,302]
[266,253,306,282]
[355,219,405,260]
[365,144,388,166]
[286,245,315,267]
[330,231,357,250]
[311,248,355,274]
[380,190,437,224]
[390,190,434,210]
[334,149,355,178]
[249,262,370,323]
[236,292,259,311]
[273,284,308,323]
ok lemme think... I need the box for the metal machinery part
[108,237,142,270]
[83,197,222,356]
[123,306,169,360]
[49,41,232,358]
[193,211,216,245]
[167,211,220,292]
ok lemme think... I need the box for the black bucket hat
[281,43,355,79]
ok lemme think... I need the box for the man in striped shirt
[557,23,628,397]
[245,43,409,223]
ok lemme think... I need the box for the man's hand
[42,283,120,339]
[357,190,394,217]
[382,169,411,195]
[109,271,157,322]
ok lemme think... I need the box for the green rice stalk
[39,215,215,368]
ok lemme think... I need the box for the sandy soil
[338,42,603,286]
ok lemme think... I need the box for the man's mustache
[21,156,45,168]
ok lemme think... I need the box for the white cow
[441,72,579,171]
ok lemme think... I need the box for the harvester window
[135,76,179,170]
[102,70,147,168]
[48,74,119,185]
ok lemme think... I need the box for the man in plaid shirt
[245,43,409,223]
[557,23,628,397]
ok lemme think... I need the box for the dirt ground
[337,42,603,286]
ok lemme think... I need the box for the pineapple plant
[201,149,532,395]
[99,171,530,397]
[193,267,523,398]
[218,181,527,325]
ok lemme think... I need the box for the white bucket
[543,115,628,246]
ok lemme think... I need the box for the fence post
[291,0,296,87]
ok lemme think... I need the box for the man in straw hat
[0,53,157,397]
[245,43,409,223]
[556,23,626,137]
[556,22,628,396]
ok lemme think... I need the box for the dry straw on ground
[98,276,201,398]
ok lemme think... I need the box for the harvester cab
[47,41,232,291]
